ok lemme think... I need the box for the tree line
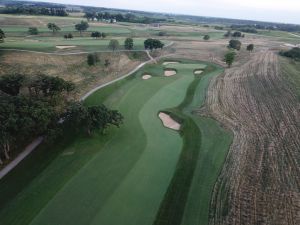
[280,47,300,60]
[0,6,68,16]
[0,74,123,164]
[84,12,166,24]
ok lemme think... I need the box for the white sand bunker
[164,69,177,77]
[142,74,152,80]
[56,45,76,49]
[194,70,203,75]
[158,112,181,131]
[61,151,74,156]
[162,61,179,66]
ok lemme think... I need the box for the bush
[203,35,210,40]
[228,39,242,50]
[28,27,38,35]
[280,47,300,60]
[87,53,99,66]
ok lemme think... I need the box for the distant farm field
[0,60,231,225]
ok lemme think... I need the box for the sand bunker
[142,75,152,80]
[158,112,181,131]
[56,45,76,49]
[164,70,177,77]
[194,70,203,75]
[162,61,179,66]
[61,151,74,156]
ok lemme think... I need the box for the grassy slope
[280,57,300,99]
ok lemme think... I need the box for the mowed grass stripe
[89,73,194,225]
[28,65,193,225]
[153,63,232,225]
[180,65,232,225]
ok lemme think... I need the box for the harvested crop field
[206,50,300,225]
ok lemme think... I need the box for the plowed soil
[206,50,300,225]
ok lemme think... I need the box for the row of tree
[0,73,123,164]
[84,12,166,24]
[0,6,68,16]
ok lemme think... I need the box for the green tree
[28,27,38,35]
[247,44,254,52]
[144,39,164,51]
[104,59,110,67]
[203,35,210,40]
[65,103,123,135]
[228,39,242,50]
[29,74,74,98]
[108,39,120,51]
[224,51,236,67]
[47,23,60,34]
[101,33,107,38]
[91,31,101,39]
[87,53,99,66]
[0,74,26,96]
[75,21,89,36]
[67,33,73,39]
[0,28,6,42]
[124,38,134,50]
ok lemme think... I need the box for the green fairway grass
[0,60,231,225]
[0,38,154,52]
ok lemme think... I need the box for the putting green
[0,60,231,225]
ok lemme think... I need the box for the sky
[31,0,300,24]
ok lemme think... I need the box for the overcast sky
[33,0,300,24]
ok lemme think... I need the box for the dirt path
[206,50,300,225]
[0,137,44,179]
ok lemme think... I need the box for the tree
[64,33,73,39]
[47,23,60,34]
[144,39,164,51]
[75,21,89,36]
[0,28,6,42]
[108,39,120,51]
[232,31,243,37]
[64,103,123,135]
[29,74,74,98]
[0,74,26,96]
[203,35,210,40]
[104,59,110,67]
[228,39,242,50]
[247,44,254,52]
[28,27,38,35]
[87,53,99,66]
[101,33,107,38]
[224,30,232,38]
[124,38,134,50]
[91,31,101,39]
[224,51,236,67]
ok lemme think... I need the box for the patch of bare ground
[204,50,300,225]
[0,51,145,98]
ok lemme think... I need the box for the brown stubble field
[204,50,300,225]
